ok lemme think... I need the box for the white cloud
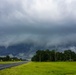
[9,54,14,57]
[0,0,76,26]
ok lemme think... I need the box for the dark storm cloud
[0,0,76,47]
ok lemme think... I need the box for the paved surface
[0,61,28,70]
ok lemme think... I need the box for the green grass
[0,62,76,75]
[0,61,21,64]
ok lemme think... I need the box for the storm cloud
[0,0,76,48]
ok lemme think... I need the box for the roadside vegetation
[0,62,76,75]
[32,49,76,62]
[0,55,22,61]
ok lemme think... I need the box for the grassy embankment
[0,62,76,75]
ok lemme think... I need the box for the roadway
[0,61,28,70]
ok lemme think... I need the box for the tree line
[31,49,76,62]
[0,55,22,61]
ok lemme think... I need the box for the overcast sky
[0,0,76,47]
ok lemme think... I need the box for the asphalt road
[0,61,28,70]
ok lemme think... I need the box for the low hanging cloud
[0,0,76,47]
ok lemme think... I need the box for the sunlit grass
[0,62,76,75]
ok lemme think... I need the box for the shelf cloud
[0,0,76,47]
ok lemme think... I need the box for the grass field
[0,61,21,64]
[0,62,76,75]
